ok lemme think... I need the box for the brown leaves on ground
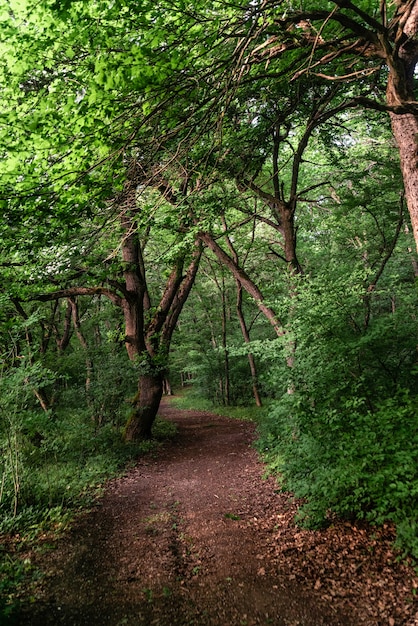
[254,500,418,625]
[10,398,418,625]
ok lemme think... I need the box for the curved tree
[1,0,416,439]
[240,0,418,251]
[0,0,227,438]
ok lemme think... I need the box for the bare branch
[305,67,380,82]
[277,10,379,44]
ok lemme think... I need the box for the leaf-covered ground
[12,399,418,625]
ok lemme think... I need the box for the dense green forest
[0,0,417,609]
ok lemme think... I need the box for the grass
[170,388,268,423]
[0,389,260,619]
[0,413,178,621]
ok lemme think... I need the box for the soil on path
[17,399,418,626]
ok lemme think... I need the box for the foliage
[260,390,418,553]
[171,389,266,423]
[0,0,417,572]
[170,243,274,407]
[0,547,38,625]
[258,179,418,556]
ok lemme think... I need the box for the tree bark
[124,371,164,440]
[199,232,285,337]
[235,281,262,407]
[387,108,418,252]
[120,211,147,361]
[384,0,418,251]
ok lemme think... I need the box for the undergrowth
[0,409,177,621]
[258,388,418,562]
[170,388,267,422]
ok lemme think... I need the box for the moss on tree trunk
[124,372,164,440]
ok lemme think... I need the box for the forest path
[18,398,418,626]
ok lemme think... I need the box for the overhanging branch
[32,286,123,307]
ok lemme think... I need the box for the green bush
[0,548,36,625]
[260,390,418,556]
[1,412,176,531]
[258,246,418,558]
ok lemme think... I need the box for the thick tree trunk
[121,213,147,360]
[124,372,164,440]
[122,232,202,440]
[388,111,418,252]
[386,1,418,253]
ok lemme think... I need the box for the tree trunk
[124,371,164,440]
[199,232,285,337]
[10,298,52,413]
[235,281,262,407]
[221,216,263,406]
[56,299,73,352]
[388,110,418,252]
[220,278,231,405]
[386,1,418,253]
[163,376,172,395]
[121,226,202,440]
[69,297,94,394]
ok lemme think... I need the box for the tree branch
[162,240,203,346]
[277,10,379,44]
[32,286,123,307]
[332,0,387,34]
[199,231,285,337]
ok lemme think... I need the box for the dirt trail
[17,399,418,626]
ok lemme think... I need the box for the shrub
[259,386,418,556]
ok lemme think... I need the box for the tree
[3,0,294,436]
[0,0,217,438]
[256,110,418,554]
[1,0,416,441]
[238,0,418,251]
[30,173,203,439]
[222,216,263,406]
[171,244,272,407]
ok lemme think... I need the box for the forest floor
[12,398,418,626]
